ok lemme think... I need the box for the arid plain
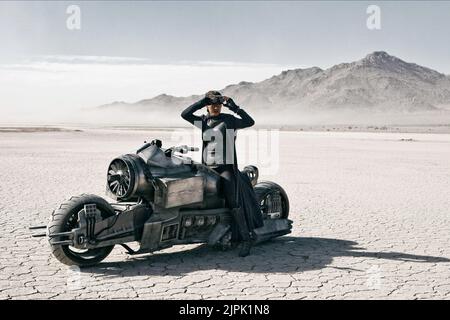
[0,127,449,299]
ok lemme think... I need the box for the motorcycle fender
[253,218,293,244]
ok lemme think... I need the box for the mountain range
[94,51,450,126]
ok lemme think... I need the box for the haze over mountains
[94,51,450,127]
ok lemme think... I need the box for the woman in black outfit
[181,91,262,257]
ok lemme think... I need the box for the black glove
[199,96,211,107]
[224,98,240,112]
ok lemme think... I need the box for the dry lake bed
[0,127,449,299]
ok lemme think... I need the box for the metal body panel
[154,176,204,208]
[139,208,231,251]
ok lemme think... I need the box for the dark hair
[205,90,222,99]
[205,90,223,105]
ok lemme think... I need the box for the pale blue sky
[1,1,450,122]
[1,1,450,71]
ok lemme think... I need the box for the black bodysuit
[181,98,262,241]
[181,97,255,167]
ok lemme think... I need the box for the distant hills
[93,51,450,126]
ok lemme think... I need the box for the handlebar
[137,140,199,157]
[173,145,199,154]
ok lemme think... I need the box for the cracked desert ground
[0,128,449,299]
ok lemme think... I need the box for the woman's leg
[218,167,238,208]
[218,166,252,246]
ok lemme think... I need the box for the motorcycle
[31,139,292,266]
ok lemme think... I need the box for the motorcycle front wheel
[48,194,115,267]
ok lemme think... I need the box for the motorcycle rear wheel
[48,194,115,267]
[254,181,290,219]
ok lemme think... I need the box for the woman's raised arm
[181,97,209,126]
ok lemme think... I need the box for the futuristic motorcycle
[31,139,292,266]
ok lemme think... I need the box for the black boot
[230,207,253,257]
[238,240,252,257]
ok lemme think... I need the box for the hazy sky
[1,1,450,122]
